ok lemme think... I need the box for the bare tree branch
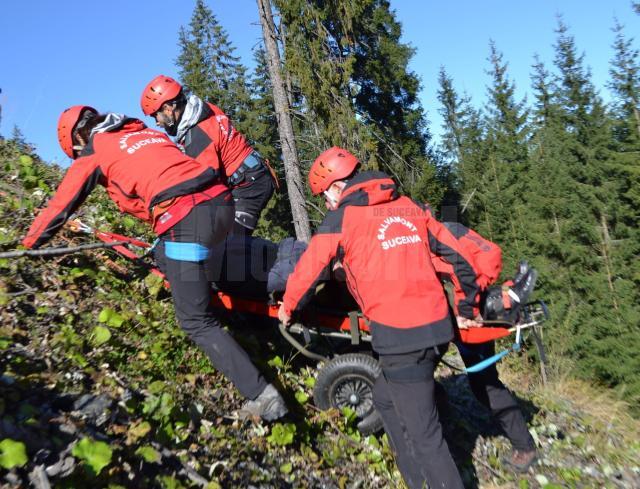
[0,241,127,259]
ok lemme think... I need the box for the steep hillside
[1,141,639,488]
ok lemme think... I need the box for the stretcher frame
[68,219,549,432]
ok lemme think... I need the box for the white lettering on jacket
[377,216,421,251]
[119,130,165,150]
[215,115,235,139]
[125,137,167,154]
[380,234,422,250]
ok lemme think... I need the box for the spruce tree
[436,67,485,216]
[536,20,640,403]
[485,42,529,166]
[446,42,530,256]
[273,0,442,207]
[347,0,437,200]
[480,42,531,256]
[530,55,562,125]
[608,19,640,146]
[434,16,640,409]
[604,20,640,403]
[526,55,585,354]
[176,0,252,129]
[10,126,33,154]
[606,19,640,248]
[244,47,279,163]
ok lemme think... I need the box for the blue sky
[1,1,638,165]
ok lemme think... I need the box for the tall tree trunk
[599,212,620,316]
[256,0,311,242]
[277,19,295,109]
[633,103,640,140]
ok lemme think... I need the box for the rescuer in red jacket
[140,75,276,236]
[278,147,484,489]
[22,106,287,421]
[431,231,538,472]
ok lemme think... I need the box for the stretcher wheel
[313,353,383,435]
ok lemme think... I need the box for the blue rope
[455,335,522,374]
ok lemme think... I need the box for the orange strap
[263,158,281,192]
[501,285,512,309]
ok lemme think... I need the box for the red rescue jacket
[22,118,222,249]
[180,103,254,180]
[282,171,482,354]
[430,222,502,315]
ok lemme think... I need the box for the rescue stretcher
[68,219,549,434]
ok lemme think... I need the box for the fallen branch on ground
[0,241,127,259]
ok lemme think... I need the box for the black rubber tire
[313,353,384,435]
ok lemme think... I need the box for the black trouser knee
[459,342,535,451]
[373,347,464,489]
[154,195,268,400]
[231,168,275,234]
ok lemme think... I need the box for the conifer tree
[436,67,485,215]
[273,0,442,207]
[485,42,529,166]
[530,55,562,125]
[176,0,252,128]
[606,19,640,237]
[10,125,32,153]
[479,42,531,253]
[435,16,640,409]
[553,19,607,150]
[605,21,640,389]
[608,19,640,145]
[526,54,584,333]
[533,20,640,403]
[446,42,530,252]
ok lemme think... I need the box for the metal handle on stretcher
[278,322,329,362]
[456,302,549,374]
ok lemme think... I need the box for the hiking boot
[512,261,530,285]
[510,268,538,305]
[239,384,288,421]
[502,448,537,472]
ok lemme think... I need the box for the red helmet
[57,105,96,159]
[140,75,182,116]
[308,146,359,195]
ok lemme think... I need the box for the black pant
[458,341,535,451]
[231,166,275,235]
[154,193,268,400]
[373,347,464,489]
